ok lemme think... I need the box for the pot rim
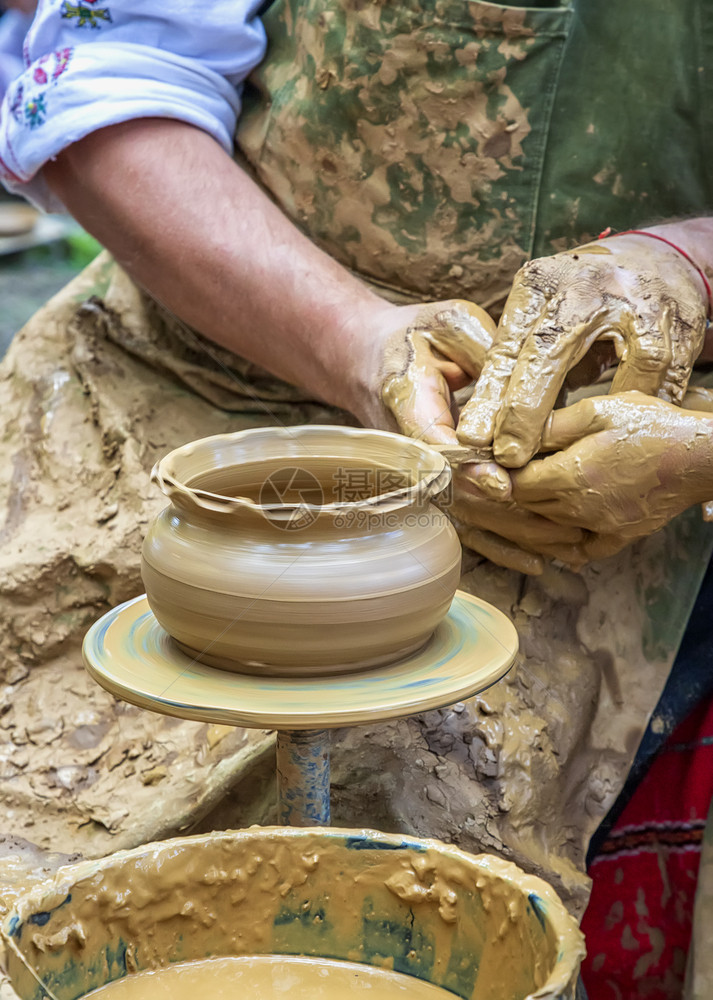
[151,425,451,517]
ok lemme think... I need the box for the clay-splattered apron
[237,0,574,309]
[236,0,713,305]
[1,0,712,942]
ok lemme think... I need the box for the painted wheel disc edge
[83,592,518,729]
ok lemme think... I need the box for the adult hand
[444,469,588,576]
[363,301,585,576]
[369,299,496,444]
[511,391,713,560]
[458,223,711,468]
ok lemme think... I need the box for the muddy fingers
[458,230,708,469]
[378,299,496,444]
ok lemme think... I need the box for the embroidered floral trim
[54,49,72,79]
[24,92,47,128]
[60,2,112,29]
[8,48,73,129]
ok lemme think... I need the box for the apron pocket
[238,0,573,305]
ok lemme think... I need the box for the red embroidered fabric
[582,698,713,999]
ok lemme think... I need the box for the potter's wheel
[84,592,516,728]
[84,591,517,825]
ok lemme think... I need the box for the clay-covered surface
[3,829,583,1000]
[0,256,346,867]
[0,255,711,949]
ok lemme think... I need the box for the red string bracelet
[598,227,712,320]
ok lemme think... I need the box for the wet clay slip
[81,955,458,999]
[141,426,461,676]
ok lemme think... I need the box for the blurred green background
[0,211,101,357]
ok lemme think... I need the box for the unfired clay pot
[141,425,461,676]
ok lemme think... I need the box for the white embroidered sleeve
[0,0,267,210]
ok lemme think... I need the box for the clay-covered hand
[511,391,713,560]
[444,469,588,576]
[458,232,709,468]
[682,386,713,413]
[370,299,496,444]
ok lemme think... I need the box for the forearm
[643,217,713,290]
[43,119,391,417]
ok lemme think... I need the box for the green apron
[237,0,713,307]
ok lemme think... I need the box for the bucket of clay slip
[1,828,584,1000]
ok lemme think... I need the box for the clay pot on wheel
[141,425,461,676]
